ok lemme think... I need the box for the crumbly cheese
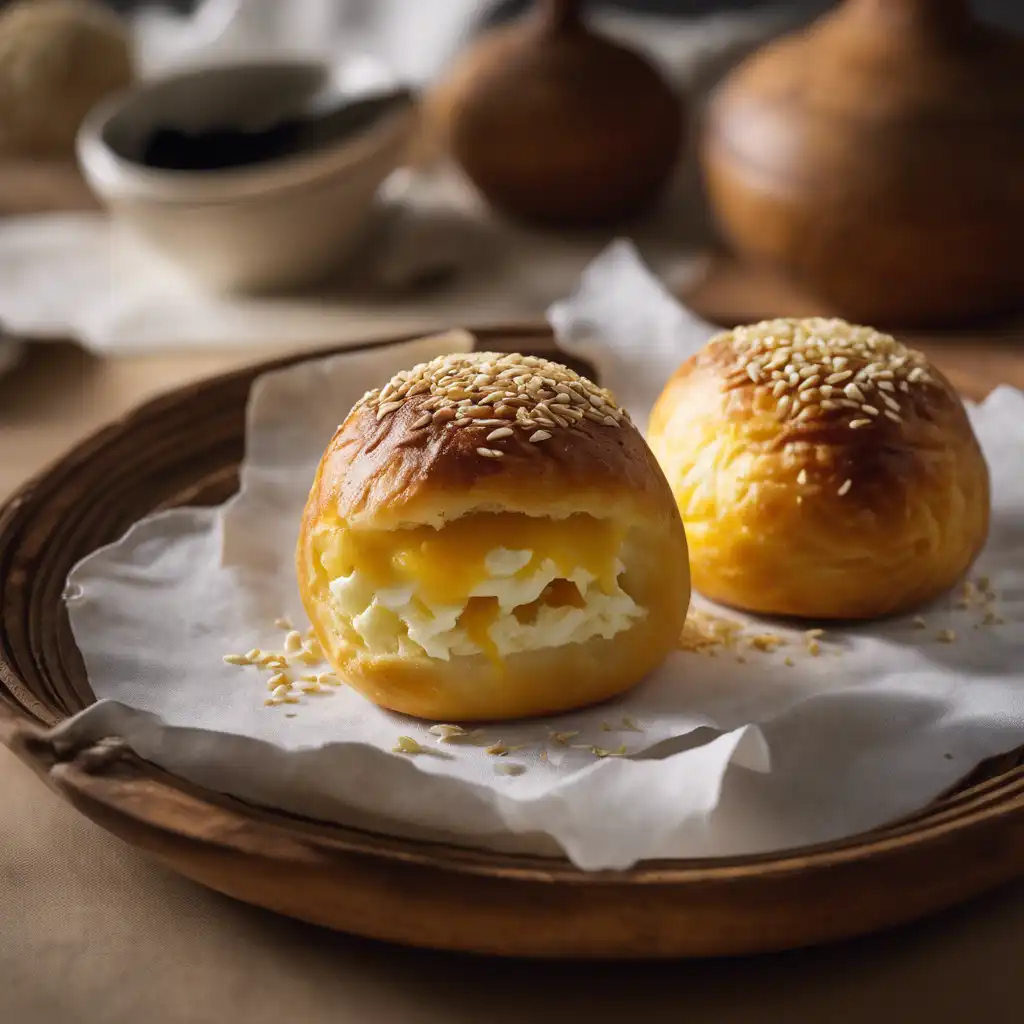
[329,547,643,661]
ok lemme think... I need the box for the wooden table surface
[2,166,1024,1024]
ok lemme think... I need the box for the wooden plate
[2,325,1024,959]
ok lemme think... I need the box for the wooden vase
[701,0,1024,327]
[440,0,685,228]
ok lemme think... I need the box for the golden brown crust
[648,318,990,619]
[311,351,671,529]
[297,350,691,721]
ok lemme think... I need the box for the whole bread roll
[0,0,134,160]
[298,347,690,722]
[648,318,990,620]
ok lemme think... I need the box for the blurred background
[0,0,1022,389]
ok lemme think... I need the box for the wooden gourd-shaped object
[701,0,1024,327]
[442,0,685,228]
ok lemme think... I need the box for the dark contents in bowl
[139,88,412,172]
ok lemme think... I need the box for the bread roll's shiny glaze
[648,318,990,620]
[298,349,690,721]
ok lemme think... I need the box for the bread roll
[297,349,690,721]
[648,318,989,620]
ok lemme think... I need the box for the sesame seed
[837,479,852,496]
[849,418,871,429]
[393,736,426,755]
[721,319,936,433]
[797,469,808,485]
[429,724,467,742]
[884,410,902,423]
[549,730,579,745]
[358,350,628,446]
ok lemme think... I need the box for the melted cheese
[329,513,624,605]
[323,514,643,662]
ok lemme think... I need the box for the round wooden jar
[439,0,685,228]
[701,0,1024,327]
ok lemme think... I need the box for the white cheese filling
[328,547,644,660]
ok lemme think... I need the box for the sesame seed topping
[797,469,808,485]
[849,418,871,429]
[719,318,936,433]
[837,479,853,496]
[357,350,626,453]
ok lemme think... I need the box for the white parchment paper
[58,244,1024,870]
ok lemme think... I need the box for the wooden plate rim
[2,322,1024,955]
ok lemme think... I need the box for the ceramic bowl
[77,60,418,294]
